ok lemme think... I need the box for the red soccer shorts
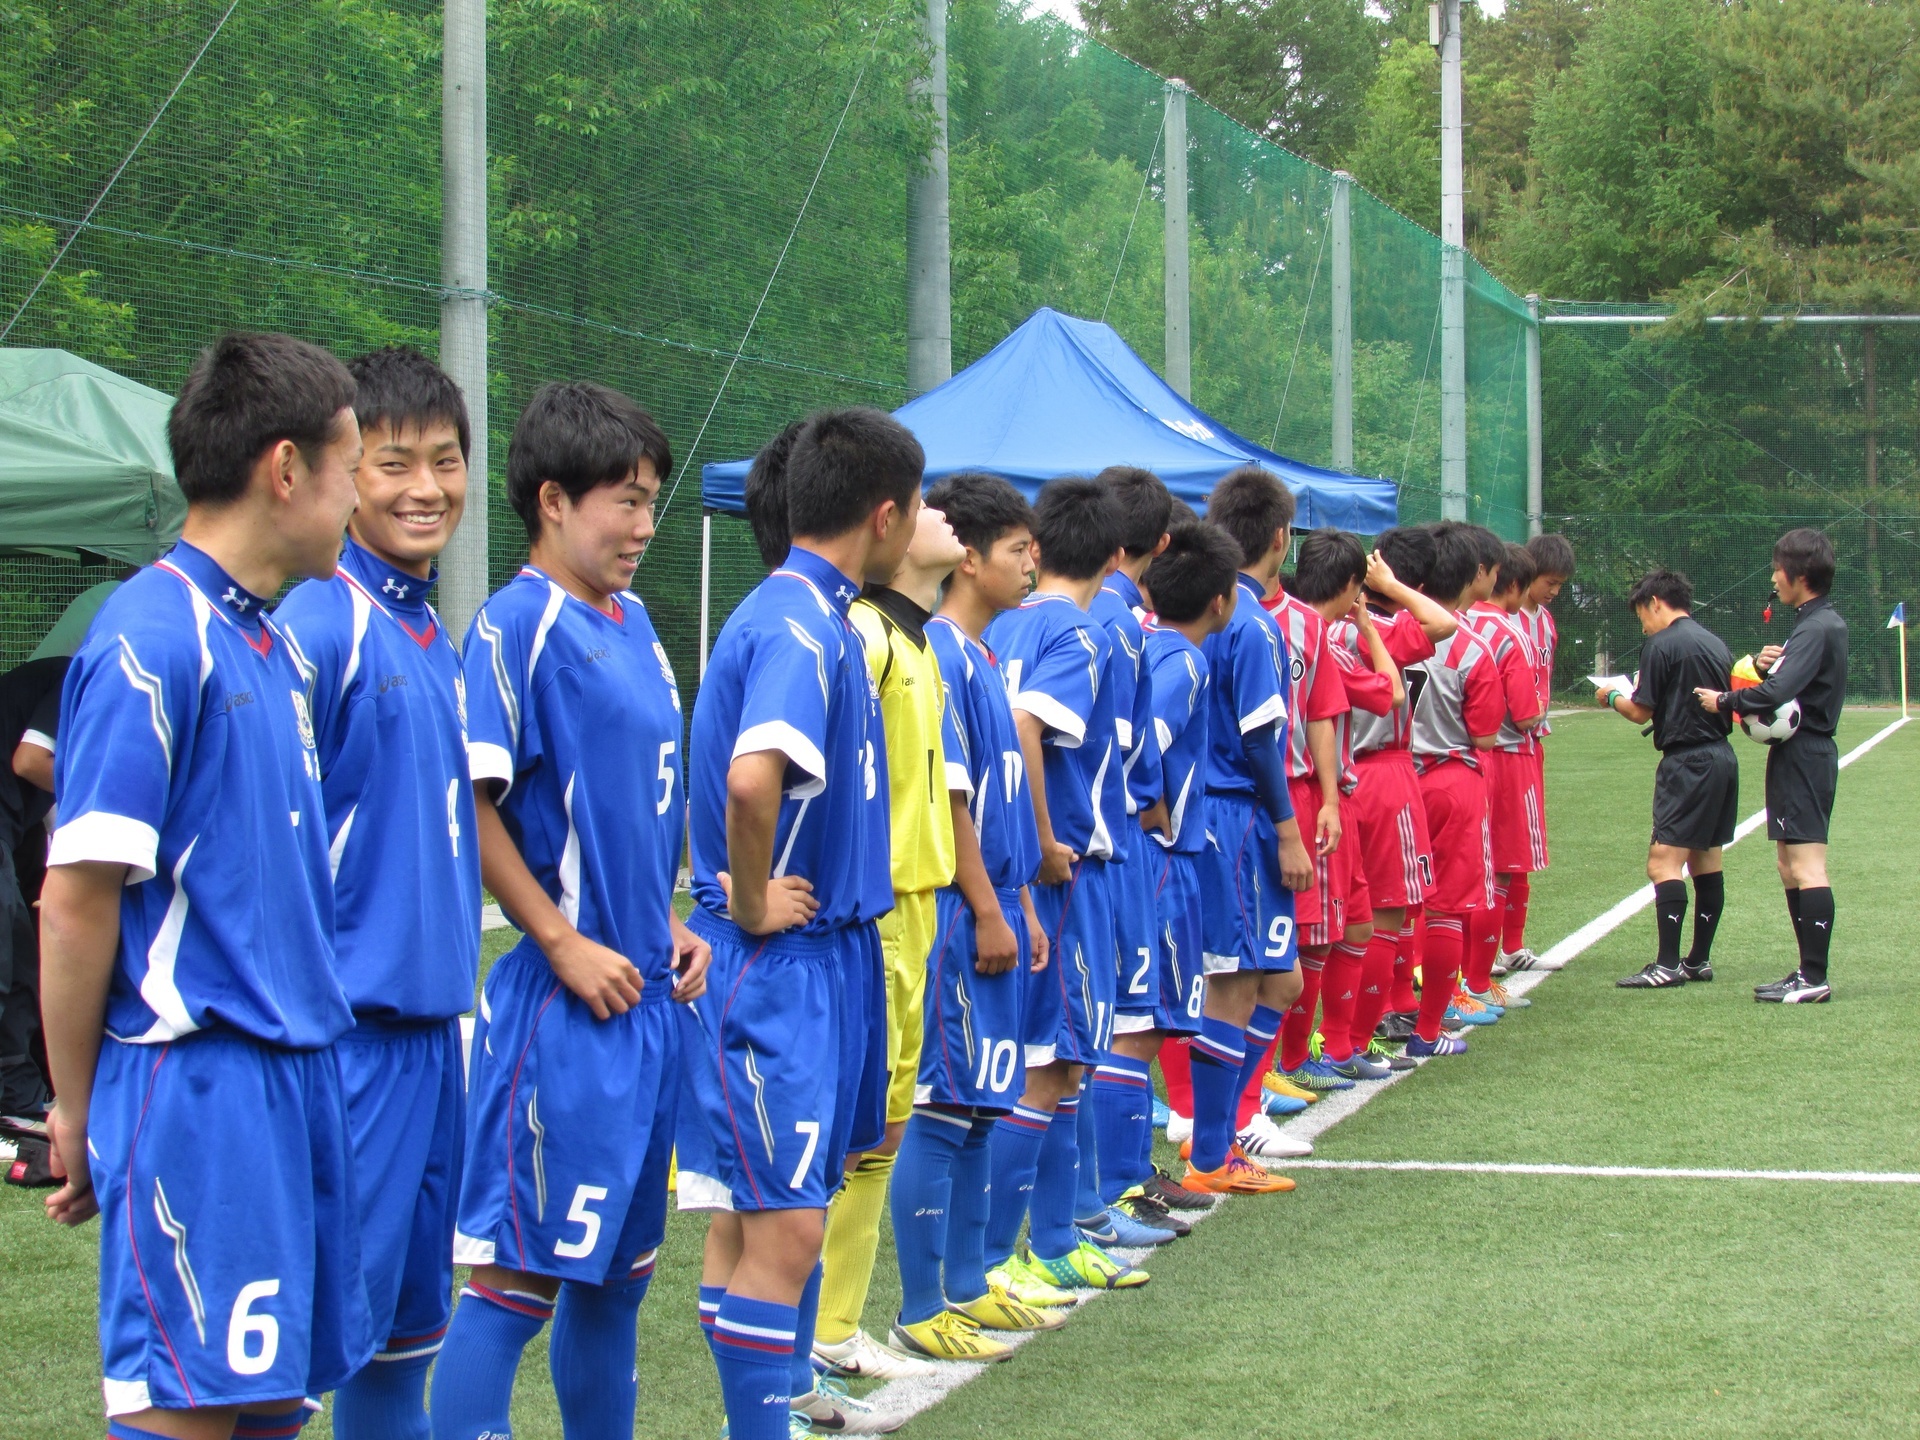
[1350,749,1433,909]
[1487,747,1549,874]
[1415,757,1493,915]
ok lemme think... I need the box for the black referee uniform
[1728,595,1850,844]
[1634,616,1738,850]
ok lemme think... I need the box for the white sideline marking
[1281,1158,1920,1185]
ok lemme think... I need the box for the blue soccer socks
[335,1350,432,1440]
[429,1283,555,1440]
[1188,1015,1247,1173]
[1091,1053,1153,1204]
[712,1293,800,1440]
[945,1116,997,1306]
[892,1108,971,1325]
[985,1102,1053,1265]
[1029,1096,1083,1262]
[550,1266,652,1439]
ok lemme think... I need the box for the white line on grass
[1279,1158,1920,1185]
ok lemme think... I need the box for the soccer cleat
[1486,980,1530,1009]
[986,1256,1077,1308]
[1405,1031,1468,1057]
[1182,1148,1296,1195]
[1279,1058,1356,1093]
[890,1311,1013,1363]
[1151,1095,1171,1129]
[1029,1240,1151,1290]
[1263,1088,1310,1117]
[1144,1167,1215,1212]
[813,1328,942,1380]
[1236,1112,1314,1160]
[1263,1071,1321,1104]
[1458,988,1505,1017]
[1092,1202,1178,1248]
[1617,961,1687,989]
[792,1374,905,1434]
[1117,1187,1191,1237]
[1679,959,1714,982]
[1755,970,1831,1004]
[1364,1037,1417,1072]
[949,1284,1067,1332]
[1376,1010,1418,1043]
[1074,1212,1121,1247]
[1164,1110,1194,1144]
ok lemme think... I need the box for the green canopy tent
[0,348,185,564]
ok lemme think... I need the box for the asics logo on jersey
[382,577,411,599]
[221,585,251,612]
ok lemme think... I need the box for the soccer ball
[1740,697,1802,745]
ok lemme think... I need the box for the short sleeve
[1462,650,1508,740]
[734,608,835,781]
[463,597,542,795]
[1009,619,1099,746]
[48,625,200,883]
[1232,624,1289,734]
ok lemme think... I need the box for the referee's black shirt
[1728,595,1849,735]
[1633,615,1734,750]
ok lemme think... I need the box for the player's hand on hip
[974,908,1020,975]
[1037,839,1078,887]
[1280,833,1315,891]
[669,914,713,1003]
[549,931,644,1019]
[718,870,818,934]
[1316,801,1342,856]
[44,1103,96,1227]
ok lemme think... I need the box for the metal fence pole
[1437,0,1467,521]
[1330,170,1353,473]
[1164,79,1191,400]
[907,0,952,395]
[1526,293,1542,537]
[440,0,489,642]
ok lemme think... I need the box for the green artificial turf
[5,707,1915,1438]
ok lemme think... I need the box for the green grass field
[6,707,1917,1438]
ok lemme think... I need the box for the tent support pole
[1164,80,1191,400]
[440,0,488,640]
[1330,170,1353,474]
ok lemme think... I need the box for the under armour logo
[221,586,251,612]
[382,577,410,599]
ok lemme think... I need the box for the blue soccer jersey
[1202,573,1292,799]
[927,615,1040,891]
[50,542,348,1048]
[278,538,481,1021]
[689,546,892,932]
[985,592,1119,860]
[1144,621,1211,854]
[1093,573,1164,832]
[463,567,685,984]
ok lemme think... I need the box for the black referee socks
[1687,871,1725,967]
[1796,887,1834,984]
[1654,880,1689,967]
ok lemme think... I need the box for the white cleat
[1235,1113,1314,1164]
[812,1328,942,1381]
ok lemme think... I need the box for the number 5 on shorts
[791,1120,821,1189]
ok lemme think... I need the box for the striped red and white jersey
[1262,586,1348,780]
[1522,604,1558,737]
[1408,623,1505,772]
[1464,602,1543,753]
[1330,608,1435,759]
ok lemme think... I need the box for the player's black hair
[1527,532,1576,579]
[1469,524,1506,574]
[1494,541,1537,597]
[924,471,1034,556]
[1144,520,1242,623]
[1424,522,1481,603]
[1629,567,1694,613]
[1207,465,1295,568]
[1773,526,1835,596]
[168,332,356,506]
[1372,525,1435,596]
[346,346,470,460]
[1095,465,1174,557]
[1291,529,1368,604]
[787,407,925,540]
[744,420,803,568]
[506,381,673,540]
[1031,476,1123,581]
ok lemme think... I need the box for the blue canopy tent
[696,307,1398,664]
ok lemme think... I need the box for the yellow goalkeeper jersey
[851,588,956,896]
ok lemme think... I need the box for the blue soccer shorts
[677,910,862,1212]
[1027,857,1117,1067]
[1153,848,1206,1035]
[916,886,1028,1113]
[456,941,678,1284]
[335,1017,463,1363]
[1200,793,1298,974]
[1109,845,1162,1033]
[92,1031,372,1417]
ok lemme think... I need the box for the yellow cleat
[1263,1070,1320,1104]
[950,1284,1067,1331]
[890,1310,1014,1362]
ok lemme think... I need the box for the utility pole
[1526,293,1543,537]
[1433,0,1467,521]
[1330,170,1354,472]
[440,0,488,642]
[906,0,952,394]
[1164,79,1191,400]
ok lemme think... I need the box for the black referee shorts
[1765,731,1839,844]
[1651,740,1740,851]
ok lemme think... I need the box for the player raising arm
[42,334,366,1440]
